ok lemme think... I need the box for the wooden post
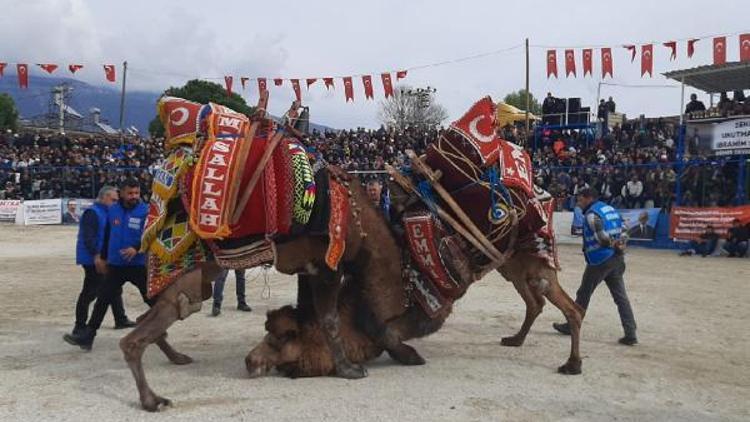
[524,38,530,142]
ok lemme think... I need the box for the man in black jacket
[724,219,749,257]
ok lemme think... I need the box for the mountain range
[0,75,334,134]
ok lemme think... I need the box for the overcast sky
[0,0,747,128]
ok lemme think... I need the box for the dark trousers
[213,269,246,306]
[576,254,637,338]
[87,266,153,331]
[75,265,127,328]
[724,240,748,257]
[689,239,717,256]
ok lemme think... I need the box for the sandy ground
[0,225,748,422]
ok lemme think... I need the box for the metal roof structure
[663,61,750,93]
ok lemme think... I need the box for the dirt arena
[0,225,748,421]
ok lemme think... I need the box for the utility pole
[524,38,530,141]
[118,60,128,140]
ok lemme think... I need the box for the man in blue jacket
[64,179,151,350]
[553,187,638,346]
[67,186,134,338]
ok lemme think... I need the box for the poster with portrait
[61,198,95,225]
[620,208,661,240]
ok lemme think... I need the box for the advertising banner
[61,198,94,225]
[669,205,750,240]
[620,208,661,240]
[22,199,62,225]
[0,200,21,222]
[688,117,750,156]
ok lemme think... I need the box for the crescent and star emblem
[169,107,189,126]
[468,115,495,144]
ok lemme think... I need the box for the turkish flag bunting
[306,78,317,89]
[291,79,302,101]
[362,75,374,99]
[687,39,699,58]
[713,36,727,65]
[103,64,116,82]
[0,62,6,77]
[240,77,249,90]
[17,64,28,89]
[343,76,354,102]
[258,77,267,93]
[624,45,636,62]
[396,70,407,80]
[740,34,750,62]
[582,49,593,77]
[224,76,233,96]
[274,78,283,86]
[546,50,557,78]
[381,73,393,98]
[564,49,576,77]
[324,77,334,90]
[601,48,613,78]
[68,64,83,74]
[38,64,58,74]
[641,44,653,77]
[663,41,677,60]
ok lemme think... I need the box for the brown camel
[119,167,413,411]
[245,179,585,378]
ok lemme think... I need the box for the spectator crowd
[0,106,744,211]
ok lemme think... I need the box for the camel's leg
[245,335,283,378]
[542,279,584,375]
[501,278,544,347]
[119,269,205,412]
[310,269,368,379]
[133,309,194,365]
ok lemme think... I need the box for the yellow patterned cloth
[148,208,199,263]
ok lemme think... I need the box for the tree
[148,79,255,137]
[0,93,19,132]
[378,86,448,130]
[502,89,542,116]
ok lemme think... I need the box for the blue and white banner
[571,207,661,241]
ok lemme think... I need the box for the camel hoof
[168,353,193,366]
[500,335,525,347]
[557,360,582,375]
[387,344,426,366]
[141,395,172,412]
[335,362,368,379]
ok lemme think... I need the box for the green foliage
[502,89,542,116]
[148,79,254,137]
[0,93,19,132]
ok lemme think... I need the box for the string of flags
[546,33,750,79]
[0,62,117,89]
[224,70,409,102]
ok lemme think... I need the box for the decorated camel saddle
[389,96,558,318]
[141,95,345,298]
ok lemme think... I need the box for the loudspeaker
[568,97,581,113]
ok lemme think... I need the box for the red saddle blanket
[185,133,294,239]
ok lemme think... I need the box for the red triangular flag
[103,64,116,82]
[582,49,592,77]
[306,78,317,89]
[713,36,727,65]
[687,39,699,58]
[663,41,677,61]
[546,50,557,78]
[257,77,267,94]
[641,44,653,77]
[323,77,334,90]
[17,64,28,89]
[38,64,58,74]
[274,78,283,86]
[291,79,301,101]
[564,49,576,77]
[740,34,750,62]
[396,70,407,80]
[0,63,6,77]
[68,64,83,74]
[381,73,393,98]
[362,75,374,99]
[240,77,249,90]
[343,77,354,102]
[601,48,613,78]
[624,45,636,62]
[224,76,233,96]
